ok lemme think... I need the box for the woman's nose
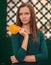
[22,14,25,18]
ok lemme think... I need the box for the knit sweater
[11,30,48,65]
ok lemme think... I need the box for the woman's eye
[19,13,23,16]
[25,13,30,15]
[19,12,30,16]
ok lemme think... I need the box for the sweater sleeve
[34,31,48,62]
[11,34,26,61]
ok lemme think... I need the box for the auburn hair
[16,3,38,42]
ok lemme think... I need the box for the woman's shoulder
[37,29,44,37]
[11,33,23,38]
[11,33,19,35]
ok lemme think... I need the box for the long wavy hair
[16,3,38,42]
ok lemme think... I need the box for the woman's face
[19,6,31,25]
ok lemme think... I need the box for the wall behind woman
[0,0,12,65]
[0,0,51,65]
[0,0,6,65]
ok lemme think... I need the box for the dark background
[0,0,51,65]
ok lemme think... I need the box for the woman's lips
[22,20,27,22]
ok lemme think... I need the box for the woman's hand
[18,28,28,38]
[24,55,36,62]
[10,56,19,63]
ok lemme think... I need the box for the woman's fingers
[10,56,19,63]
[12,60,18,63]
[18,28,28,37]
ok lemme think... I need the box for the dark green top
[11,30,48,65]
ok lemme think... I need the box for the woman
[10,3,48,65]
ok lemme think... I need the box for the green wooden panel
[0,0,12,65]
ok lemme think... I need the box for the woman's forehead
[19,6,30,13]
